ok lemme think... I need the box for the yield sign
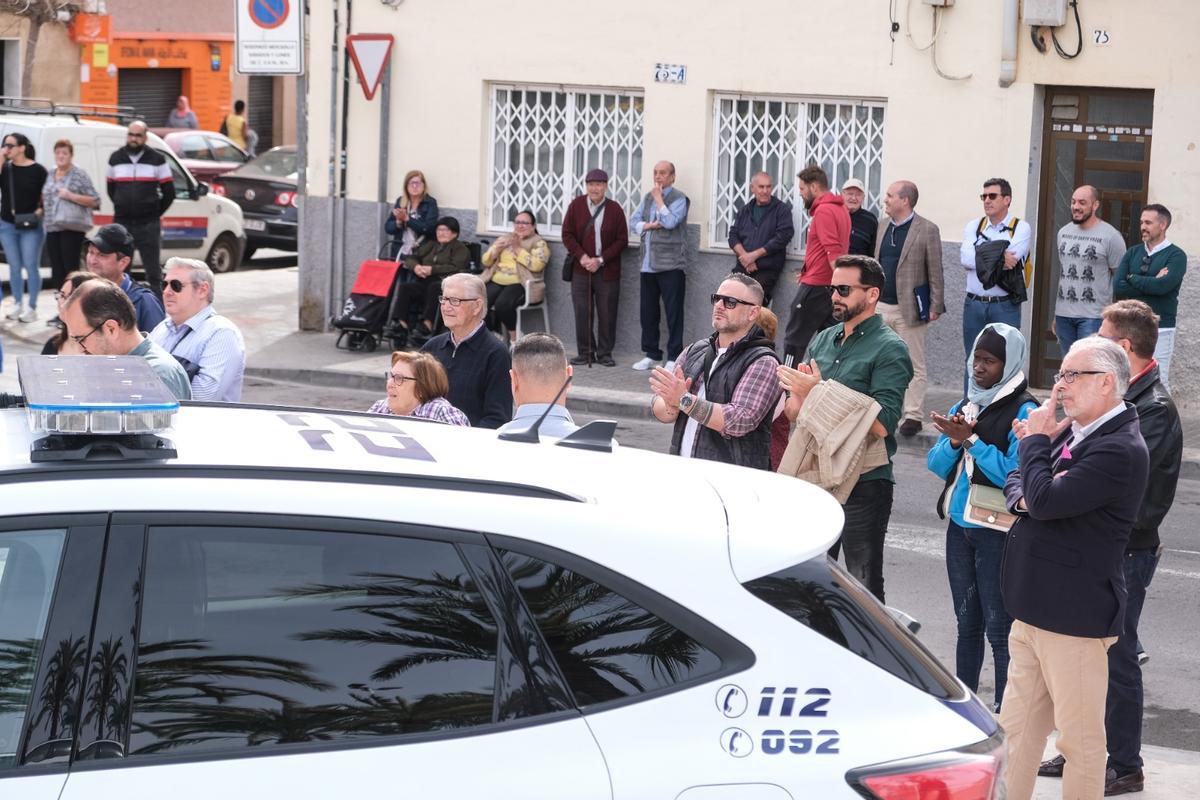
[346,34,394,101]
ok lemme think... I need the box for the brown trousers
[571,272,620,359]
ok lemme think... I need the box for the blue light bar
[17,355,179,434]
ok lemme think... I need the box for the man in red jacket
[783,165,850,363]
[562,169,629,366]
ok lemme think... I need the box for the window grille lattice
[711,96,886,253]
[489,85,644,235]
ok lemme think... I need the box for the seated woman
[384,169,438,259]
[392,216,471,346]
[480,209,549,342]
[367,351,470,426]
[42,271,99,354]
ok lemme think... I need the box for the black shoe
[898,419,922,437]
[570,355,591,366]
[1038,754,1066,778]
[1105,767,1144,796]
[598,356,616,367]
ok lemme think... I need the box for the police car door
[56,514,612,800]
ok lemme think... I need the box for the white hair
[1067,336,1130,396]
[165,257,215,303]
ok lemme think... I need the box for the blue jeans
[1105,549,1158,772]
[1055,315,1102,358]
[0,220,47,308]
[945,520,1013,708]
[962,296,1021,389]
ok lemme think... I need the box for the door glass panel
[129,527,499,758]
[0,529,68,769]
[1084,140,1145,162]
[1082,168,1144,192]
[1087,94,1154,127]
[500,550,723,707]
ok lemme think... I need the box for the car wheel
[207,233,240,274]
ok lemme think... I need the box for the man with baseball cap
[562,168,628,366]
[843,178,878,257]
[85,222,165,333]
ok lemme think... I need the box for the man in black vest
[1038,299,1183,796]
[1000,336,1150,800]
[649,273,781,469]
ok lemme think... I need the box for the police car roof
[0,403,843,582]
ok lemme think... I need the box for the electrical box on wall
[922,0,955,6]
[1024,0,1069,26]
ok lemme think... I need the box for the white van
[0,112,246,273]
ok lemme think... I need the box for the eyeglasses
[438,295,480,307]
[829,284,868,297]
[980,192,1003,201]
[513,220,533,227]
[710,293,757,310]
[1,142,15,149]
[54,290,68,302]
[161,279,192,293]
[385,372,417,383]
[1053,369,1106,384]
[70,322,106,346]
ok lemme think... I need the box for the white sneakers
[632,357,678,372]
[4,305,19,321]
[18,306,38,323]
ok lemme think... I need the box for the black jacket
[106,145,175,220]
[726,196,795,273]
[1001,404,1149,638]
[421,325,512,429]
[1126,364,1182,549]
[848,208,878,257]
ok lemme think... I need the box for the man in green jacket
[1113,204,1187,387]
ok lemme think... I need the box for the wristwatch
[962,434,980,450]
[597,257,605,266]
[679,393,696,414]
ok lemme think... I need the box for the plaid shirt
[368,397,470,426]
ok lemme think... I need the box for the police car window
[0,529,67,769]
[162,152,192,196]
[128,527,499,757]
[499,550,723,706]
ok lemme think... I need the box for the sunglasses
[828,284,868,297]
[161,279,193,293]
[710,293,757,310]
[979,192,1004,201]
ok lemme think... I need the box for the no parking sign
[236,0,304,75]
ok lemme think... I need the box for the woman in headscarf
[926,322,1038,713]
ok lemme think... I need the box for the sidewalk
[5,266,1200,476]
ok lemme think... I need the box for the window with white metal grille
[488,85,644,235]
[710,95,886,254]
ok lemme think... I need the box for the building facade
[298,0,1200,402]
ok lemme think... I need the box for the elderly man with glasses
[999,336,1150,800]
[420,273,512,429]
[778,255,914,602]
[650,273,781,470]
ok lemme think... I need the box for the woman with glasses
[42,139,101,296]
[367,350,470,426]
[926,322,1037,712]
[0,132,49,322]
[480,210,549,342]
[41,271,99,355]
[385,170,439,259]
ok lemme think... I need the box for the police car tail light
[846,731,1005,800]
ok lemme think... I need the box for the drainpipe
[999,0,1019,87]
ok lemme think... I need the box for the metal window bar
[489,84,644,236]
[710,94,886,254]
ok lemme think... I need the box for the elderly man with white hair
[148,257,246,401]
[999,336,1150,800]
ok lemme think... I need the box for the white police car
[0,357,1003,800]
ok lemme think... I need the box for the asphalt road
[2,333,1196,753]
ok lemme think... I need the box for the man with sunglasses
[777,255,913,601]
[148,258,246,402]
[959,178,1031,380]
[1000,337,1148,800]
[1113,204,1187,387]
[650,274,780,470]
[59,278,191,399]
[84,222,165,334]
[421,273,512,428]
[106,120,175,299]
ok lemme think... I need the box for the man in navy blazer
[999,336,1149,800]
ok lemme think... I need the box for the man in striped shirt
[149,258,246,402]
[107,120,175,298]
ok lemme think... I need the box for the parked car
[151,129,252,184]
[0,355,1005,800]
[0,112,246,274]
[210,145,298,258]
